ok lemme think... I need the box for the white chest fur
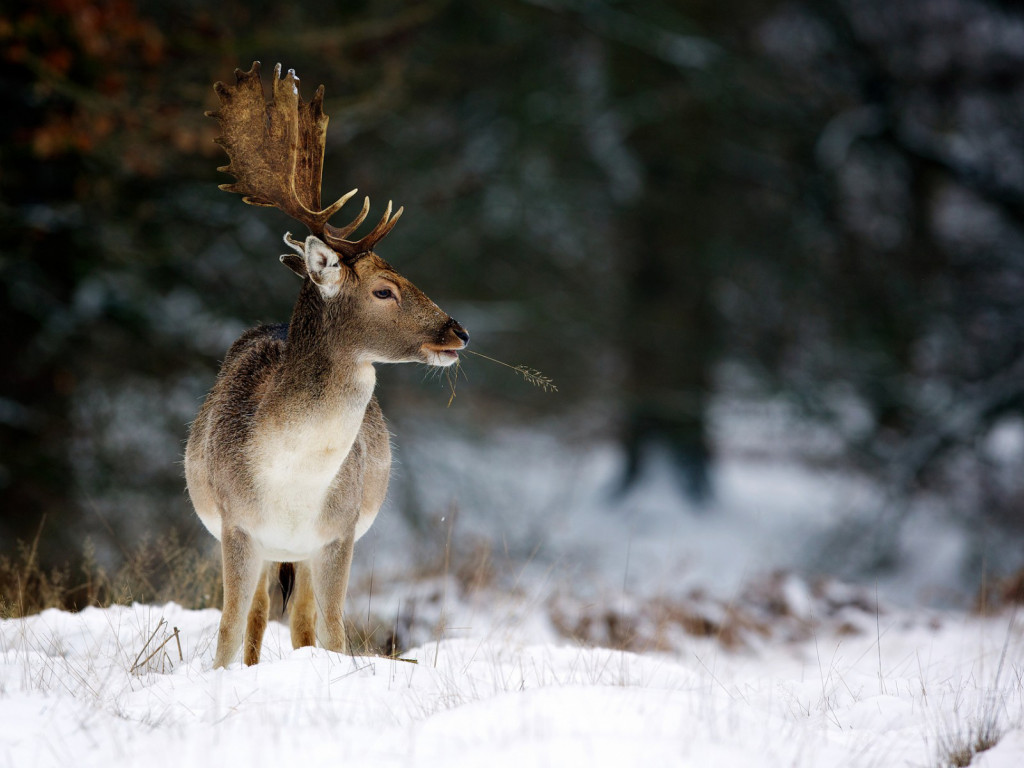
[250,367,375,560]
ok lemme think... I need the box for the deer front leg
[311,535,355,654]
[214,525,263,668]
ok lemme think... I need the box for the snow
[2,600,1021,767]
[5,408,1023,765]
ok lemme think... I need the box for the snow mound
[2,601,1022,767]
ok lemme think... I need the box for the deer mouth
[421,343,463,367]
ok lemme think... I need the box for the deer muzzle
[421,318,469,366]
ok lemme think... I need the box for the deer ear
[304,235,350,298]
[279,253,307,278]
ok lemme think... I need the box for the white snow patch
[1,602,1021,768]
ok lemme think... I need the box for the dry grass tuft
[936,716,1003,767]
[547,572,886,653]
[975,565,1024,615]
[548,593,769,652]
[0,526,222,619]
[344,613,408,660]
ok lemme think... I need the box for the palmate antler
[206,61,402,257]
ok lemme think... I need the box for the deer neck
[266,284,376,431]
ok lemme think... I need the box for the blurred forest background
[2,0,1023,594]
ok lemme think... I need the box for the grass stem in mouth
[463,350,558,393]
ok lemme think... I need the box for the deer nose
[451,323,469,345]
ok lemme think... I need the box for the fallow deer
[185,62,468,668]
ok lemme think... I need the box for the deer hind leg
[243,564,272,666]
[289,561,317,649]
[311,535,355,654]
[214,525,263,669]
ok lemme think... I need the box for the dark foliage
[1,0,1022,579]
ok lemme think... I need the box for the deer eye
[372,288,394,300]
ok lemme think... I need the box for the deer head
[207,61,467,367]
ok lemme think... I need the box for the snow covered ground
[1,597,1022,767]
[4,417,1022,766]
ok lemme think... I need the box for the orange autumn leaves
[2,0,220,175]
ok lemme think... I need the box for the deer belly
[248,407,367,559]
[252,457,343,561]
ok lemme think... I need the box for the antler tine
[322,188,360,221]
[325,194,370,241]
[353,201,404,251]
[324,200,404,256]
